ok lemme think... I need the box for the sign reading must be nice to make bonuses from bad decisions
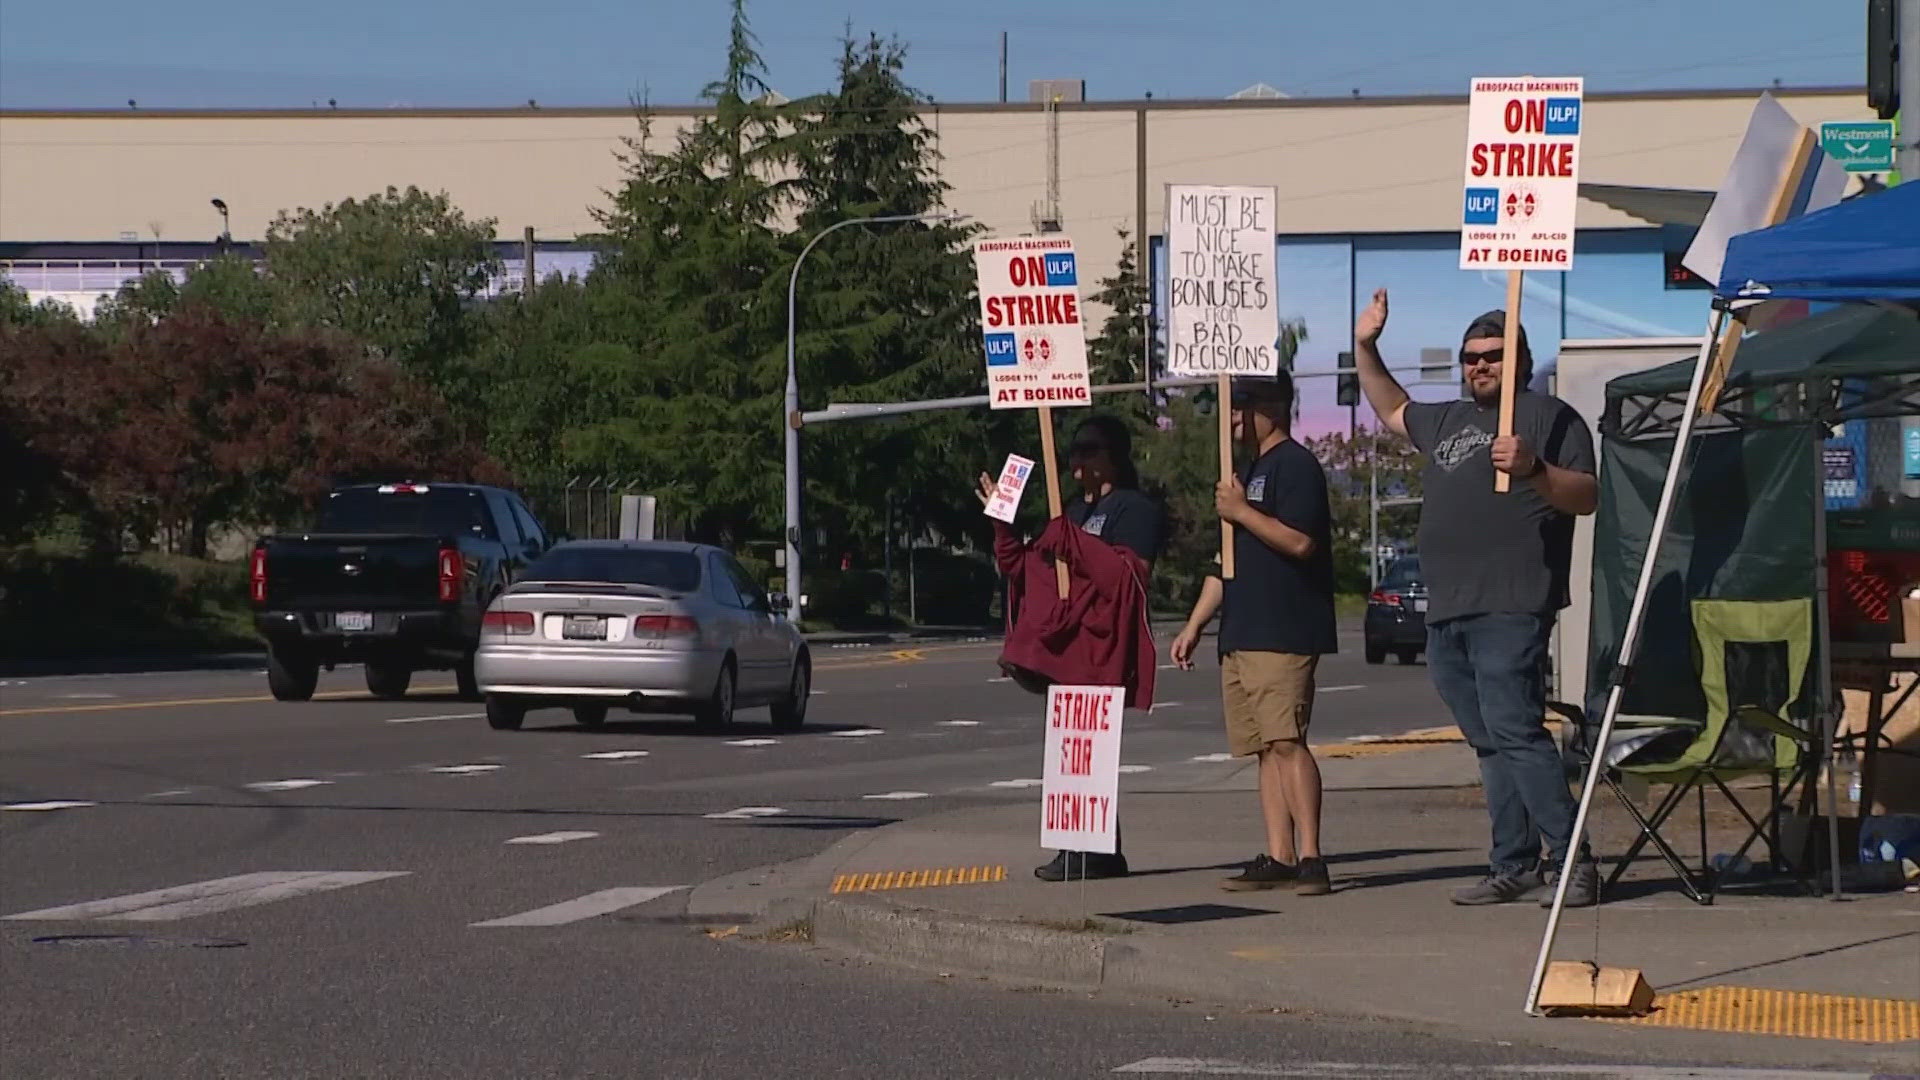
[975,236,1093,410]
[1165,185,1279,376]
[1459,77,1584,272]
[1040,685,1125,855]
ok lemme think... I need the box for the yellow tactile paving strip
[1316,725,1464,759]
[831,866,1007,894]
[1600,985,1920,1043]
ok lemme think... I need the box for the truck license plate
[338,611,373,631]
[1413,599,1428,613]
[563,616,606,641]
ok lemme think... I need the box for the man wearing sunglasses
[1352,289,1601,909]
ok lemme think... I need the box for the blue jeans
[1427,613,1584,875]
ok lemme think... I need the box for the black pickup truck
[250,483,553,701]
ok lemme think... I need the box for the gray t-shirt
[1402,391,1596,623]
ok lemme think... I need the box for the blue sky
[2,0,1863,109]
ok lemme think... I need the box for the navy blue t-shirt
[1219,439,1338,656]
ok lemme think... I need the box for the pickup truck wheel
[695,661,736,731]
[571,703,609,728]
[455,655,480,701]
[365,662,412,700]
[770,653,810,733]
[267,650,318,702]
[486,693,526,731]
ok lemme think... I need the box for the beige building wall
[0,88,1870,283]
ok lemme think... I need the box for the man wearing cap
[1353,289,1601,908]
[1171,371,1337,896]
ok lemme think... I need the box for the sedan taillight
[1369,590,1402,606]
[634,615,699,636]
[482,610,535,636]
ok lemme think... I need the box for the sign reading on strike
[1459,77,1584,271]
[974,236,1092,410]
[1040,685,1125,854]
[983,453,1034,523]
[1165,185,1279,376]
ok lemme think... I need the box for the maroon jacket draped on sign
[994,517,1157,709]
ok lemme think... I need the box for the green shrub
[0,549,258,658]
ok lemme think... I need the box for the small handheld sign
[1459,77,1583,491]
[1164,184,1279,577]
[975,236,1094,598]
[983,454,1035,524]
[1040,685,1125,855]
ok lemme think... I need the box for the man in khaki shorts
[1172,374,1337,895]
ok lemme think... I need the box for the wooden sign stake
[1217,374,1236,579]
[1494,269,1526,493]
[1037,406,1070,598]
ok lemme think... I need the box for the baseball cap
[1462,309,1532,363]
[1229,373,1295,407]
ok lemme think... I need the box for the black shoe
[1034,851,1129,882]
[1221,854,1296,891]
[1290,856,1332,896]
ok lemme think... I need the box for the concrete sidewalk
[690,740,1920,1073]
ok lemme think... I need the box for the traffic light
[1336,351,1358,406]
[1869,0,1899,120]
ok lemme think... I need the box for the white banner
[1040,685,1125,854]
[1164,185,1279,376]
[1459,76,1584,271]
[974,236,1092,410]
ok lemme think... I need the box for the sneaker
[1290,856,1332,896]
[1450,868,1543,906]
[1536,861,1600,908]
[1221,854,1296,891]
[1034,851,1129,882]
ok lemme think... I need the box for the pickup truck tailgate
[263,534,445,608]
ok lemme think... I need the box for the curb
[811,895,1106,990]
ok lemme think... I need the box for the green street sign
[1819,120,1895,172]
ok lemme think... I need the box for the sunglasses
[1459,348,1506,368]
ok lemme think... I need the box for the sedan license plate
[562,616,607,641]
[1413,599,1428,613]
[338,611,373,632]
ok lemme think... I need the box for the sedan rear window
[522,548,702,593]
[1380,559,1422,589]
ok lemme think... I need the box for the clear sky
[1,0,1864,110]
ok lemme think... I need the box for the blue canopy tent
[1718,182,1920,303]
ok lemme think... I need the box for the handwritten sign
[1460,77,1584,271]
[974,236,1093,410]
[1040,685,1125,854]
[983,454,1035,523]
[1164,185,1279,376]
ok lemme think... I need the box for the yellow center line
[0,684,461,718]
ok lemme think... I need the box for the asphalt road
[0,631,1742,1079]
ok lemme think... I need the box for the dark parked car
[250,483,552,702]
[1363,555,1427,665]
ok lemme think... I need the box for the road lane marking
[471,886,685,927]
[2,801,96,811]
[1190,753,1235,763]
[831,728,885,738]
[144,789,194,798]
[505,831,600,845]
[1118,765,1153,774]
[862,791,928,800]
[4,871,408,922]
[58,693,116,700]
[1320,684,1364,693]
[989,778,1042,788]
[938,720,981,727]
[429,764,501,775]
[385,712,485,724]
[1149,702,1184,711]
[703,806,786,820]
[724,738,779,747]
[244,779,331,792]
[0,685,458,718]
[581,750,649,760]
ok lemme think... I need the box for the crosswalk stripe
[470,886,686,927]
[3,871,409,922]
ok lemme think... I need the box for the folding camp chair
[1595,598,1820,904]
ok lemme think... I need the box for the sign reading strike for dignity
[1165,185,1279,376]
[1040,685,1125,854]
[974,236,1092,410]
[1459,77,1584,271]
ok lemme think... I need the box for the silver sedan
[475,541,810,731]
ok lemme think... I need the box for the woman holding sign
[978,414,1165,881]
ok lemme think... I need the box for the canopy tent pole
[1525,304,1731,1016]
[1812,399,1842,900]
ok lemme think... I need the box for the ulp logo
[1463,188,1499,225]
[1545,98,1580,135]
[984,332,1018,367]
[1043,253,1077,287]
